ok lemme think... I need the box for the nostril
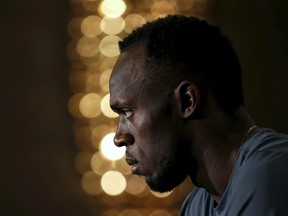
[114,136,126,147]
[114,133,134,147]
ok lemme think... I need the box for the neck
[189,107,256,203]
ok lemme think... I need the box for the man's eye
[115,109,133,118]
[123,110,133,118]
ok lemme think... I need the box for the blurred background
[0,0,287,215]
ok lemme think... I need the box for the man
[109,14,288,215]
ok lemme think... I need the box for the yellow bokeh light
[99,56,118,71]
[120,209,143,216]
[100,16,125,35]
[124,14,147,34]
[114,157,131,175]
[99,69,112,92]
[100,0,126,18]
[81,171,102,195]
[150,209,172,216]
[100,132,125,160]
[125,175,147,196]
[91,151,113,175]
[81,15,102,37]
[101,170,126,196]
[151,190,173,198]
[68,93,84,118]
[151,1,177,17]
[91,124,111,148]
[99,35,121,57]
[76,36,100,58]
[79,93,101,118]
[85,73,101,92]
[101,94,119,118]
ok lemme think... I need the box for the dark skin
[109,45,256,203]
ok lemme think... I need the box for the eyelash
[118,109,133,118]
[121,110,133,118]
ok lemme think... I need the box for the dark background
[0,0,287,215]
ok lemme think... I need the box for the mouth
[125,157,139,174]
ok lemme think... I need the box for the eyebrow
[110,98,133,111]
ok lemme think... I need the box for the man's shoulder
[244,128,288,154]
[225,129,288,215]
[237,128,288,176]
[180,187,213,216]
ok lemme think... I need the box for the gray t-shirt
[180,128,288,215]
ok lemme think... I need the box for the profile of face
[109,46,191,192]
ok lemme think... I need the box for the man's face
[109,46,190,192]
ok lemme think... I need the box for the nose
[114,128,135,147]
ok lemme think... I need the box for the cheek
[132,107,181,160]
[141,128,180,166]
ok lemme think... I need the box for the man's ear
[174,81,200,119]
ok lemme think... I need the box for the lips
[125,155,139,174]
[125,157,138,166]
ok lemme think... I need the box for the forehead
[110,46,147,84]
[109,46,149,100]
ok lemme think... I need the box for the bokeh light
[85,72,101,92]
[68,93,84,118]
[101,94,119,118]
[114,157,131,175]
[99,35,121,57]
[99,68,112,92]
[76,36,100,58]
[150,1,177,17]
[79,93,102,118]
[100,16,125,35]
[150,209,172,216]
[81,171,102,195]
[99,57,118,71]
[81,15,102,37]
[100,132,125,160]
[100,0,127,18]
[91,124,111,148]
[125,175,147,196]
[124,14,147,33]
[151,190,173,198]
[91,151,113,175]
[101,170,126,196]
[120,209,143,216]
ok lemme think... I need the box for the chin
[145,172,186,193]
[146,177,175,193]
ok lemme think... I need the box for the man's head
[109,14,244,192]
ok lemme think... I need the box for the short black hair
[119,14,244,115]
